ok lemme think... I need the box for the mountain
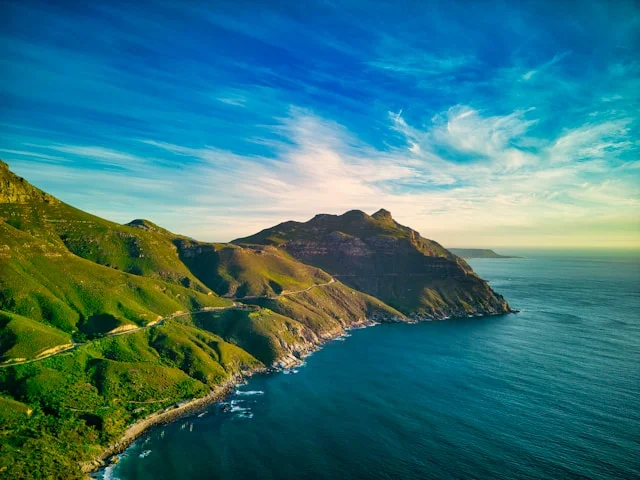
[234,209,511,318]
[0,160,404,478]
[448,248,518,259]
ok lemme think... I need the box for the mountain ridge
[234,209,511,318]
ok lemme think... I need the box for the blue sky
[1,0,639,247]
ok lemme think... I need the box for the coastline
[81,372,264,476]
[84,308,511,477]
[82,317,381,477]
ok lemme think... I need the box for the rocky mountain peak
[372,208,393,222]
[340,209,370,221]
[0,158,58,204]
[125,218,175,236]
[127,219,158,230]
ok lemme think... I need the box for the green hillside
[0,311,72,363]
[185,282,403,366]
[0,221,230,340]
[0,161,210,291]
[176,240,332,298]
[0,323,261,478]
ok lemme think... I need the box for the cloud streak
[8,104,639,248]
[1,0,639,248]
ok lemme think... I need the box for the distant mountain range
[448,248,519,259]
[0,159,511,477]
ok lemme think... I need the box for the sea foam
[235,389,264,396]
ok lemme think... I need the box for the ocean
[103,250,640,480]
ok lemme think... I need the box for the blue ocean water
[106,251,640,480]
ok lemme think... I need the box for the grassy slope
[186,282,404,365]
[0,221,230,340]
[0,323,261,478]
[176,240,332,298]
[0,311,72,362]
[261,281,405,328]
[0,161,210,292]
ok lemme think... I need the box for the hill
[234,209,511,317]
[174,240,332,299]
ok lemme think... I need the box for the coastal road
[231,277,336,300]
[0,278,337,368]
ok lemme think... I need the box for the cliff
[234,209,511,318]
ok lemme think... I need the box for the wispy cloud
[9,104,639,247]
[522,52,570,81]
[44,145,149,169]
[369,53,476,77]
[1,0,639,247]
[548,119,634,162]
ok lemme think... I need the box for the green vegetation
[0,222,230,338]
[0,161,210,291]
[183,282,404,365]
[0,160,404,477]
[176,241,332,298]
[0,395,32,423]
[0,311,72,362]
[0,160,510,477]
[0,324,260,478]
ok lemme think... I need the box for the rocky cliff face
[234,209,511,318]
[0,160,58,205]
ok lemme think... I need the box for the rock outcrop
[234,209,511,318]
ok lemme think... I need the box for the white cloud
[521,52,570,82]
[369,52,475,77]
[0,148,68,163]
[548,119,633,162]
[44,145,148,169]
[431,105,538,157]
[215,90,248,107]
[8,106,640,248]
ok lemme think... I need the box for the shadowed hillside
[234,209,511,317]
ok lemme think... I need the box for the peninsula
[0,160,511,478]
[448,248,519,259]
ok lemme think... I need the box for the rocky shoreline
[84,309,514,478]
[82,316,387,477]
[81,372,262,476]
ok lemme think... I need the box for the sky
[1,0,639,248]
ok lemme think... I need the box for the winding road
[0,278,337,368]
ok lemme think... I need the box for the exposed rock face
[0,160,58,205]
[234,209,511,318]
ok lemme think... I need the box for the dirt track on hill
[0,278,337,368]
